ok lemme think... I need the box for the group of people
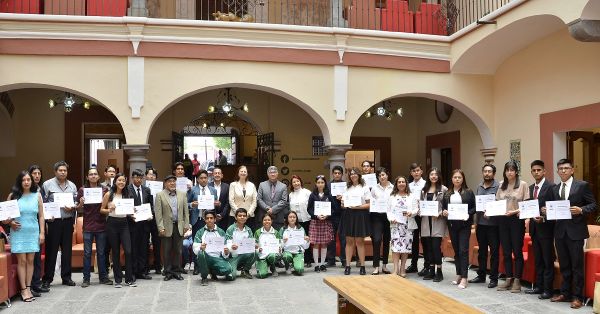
[1,157,596,310]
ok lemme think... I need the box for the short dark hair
[173,162,184,170]
[145,167,157,176]
[530,160,545,168]
[53,161,68,171]
[482,164,496,174]
[132,169,144,177]
[204,210,216,219]
[196,169,208,178]
[235,208,248,216]
[361,160,372,167]
[409,163,422,171]
[105,165,116,172]
[332,165,343,173]
[557,158,572,167]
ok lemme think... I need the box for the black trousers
[410,216,422,267]
[422,236,442,266]
[162,222,183,276]
[326,216,341,264]
[149,217,161,272]
[475,224,499,280]
[370,213,390,267]
[43,218,74,283]
[555,237,585,300]
[191,218,205,269]
[131,220,151,276]
[31,251,42,288]
[449,226,470,277]
[532,234,555,292]
[498,216,524,278]
[106,217,133,283]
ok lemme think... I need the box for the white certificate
[363,173,377,188]
[419,201,439,216]
[518,200,540,219]
[485,199,507,216]
[0,200,20,220]
[146,181,163,196]
[114,198,135,215]
[370,198,388,213]
[83,187,103,204]
[314,201,331,216]
[343,194,362,208]
[390,206,407,224]
[287,230,305,246]
[134,203,153,222]
[176,177,188,193]
[205,236,225,254]
[43,202,61,219]
[260,238,280,255]
[330,182,346,196]
[235,238,256,255]
[475,194,496,212]
[53,192,75,208]
[546,200,572,220]
[447,204,469,221]
[198,194,215,210]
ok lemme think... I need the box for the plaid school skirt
[309,219,334,245]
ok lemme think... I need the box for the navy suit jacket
[209,182,230,218]
[189,184,218,226]
[548,178,596,240]
[528,179,555,239]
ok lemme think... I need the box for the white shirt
[533,178,546,199]
[213,182,221,198]
[289,188,312,222]
[409,178,426,196]
[344,184,371,206]
[559,176,573,200]
[450,191,462,204]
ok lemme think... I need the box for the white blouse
[289,188,312,222]
[344,184,371,206]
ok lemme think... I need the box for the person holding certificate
[127,169,154,281]
[193,211,232,286]
[229,165,258,230]
[27,164,46,295]
[547,159,597,309]
[288,175,313,267]
[100,173,136,288]
[387,176,418,277]
[254,213,283,279]
[76,167,112,287]
[495,161,530,293]
[3,171,45,302]
[189,170,218,275]
[279,211,310,275]
[226,208,256,279]
[341,168,371,276]
[326,166,345,267]
[307,175,335,272]
[145,167,162,275]
[407,163,427,275]
[441,170,475,289]
[369,167,393,275]
[419,167,447,282]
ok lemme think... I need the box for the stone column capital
[123,144,150,176]
[480,147,498,165]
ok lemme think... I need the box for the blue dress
[10,193,40,253]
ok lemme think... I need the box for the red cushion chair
[585,249,600,300]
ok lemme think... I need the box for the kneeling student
[254,213,282,279]
[226,208,256,279]
[280,211,310,275]
[193,211,233,286]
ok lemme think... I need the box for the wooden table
[324,275,483,314]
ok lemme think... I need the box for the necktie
[137,187,142,203]
[271,184,276,199]
[202,187,205,195]
[560,183,566,200]
[533,185,539,199]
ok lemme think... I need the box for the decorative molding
[480,147,498,165]
[128,56,144,118]
[333,65,348,121]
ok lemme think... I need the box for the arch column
[325,144,352,177]
[480,147,498,165]
[124,144,150,177]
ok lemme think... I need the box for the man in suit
[127,169,153,280]
[524,160,555,299]
[257,166,289,230]
[326,166,344,267]
[154,175,190,281]
[210,167,230,231]
[145,168,162,275]
[547,159,596,309]
[189,170,218,275]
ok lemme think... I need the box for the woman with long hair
[342,167,371,276]
[307,175,335,272]
[229,165,258,230]
[419,167,447,282]
[3,171,45,302]
[370,167,393,275]
[289,175,312,267]
[441,169,475,289]
[387,176,418,277]
[100,173,135,288]
[496,161,529,293]
[26,165,47,295]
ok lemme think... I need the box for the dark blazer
[209,182,230,219]
[528,179,555,239]
[442,188,476,229]
[128,184,153,207]
[307,191,338,220]
[548,178,597,240]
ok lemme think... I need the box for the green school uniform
[225,223,256,277]
[279,225,309,274]
[254,227,282,279]
[194,225,233,280]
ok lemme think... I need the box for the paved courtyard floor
[1,259,592,313]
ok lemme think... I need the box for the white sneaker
[114,283,122,288]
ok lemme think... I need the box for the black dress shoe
[62,279,76,286]
[30,289,41,297]
[193,269,200,276]
[417,267,429,277]
[539,291,553,299]
[32,285,49,293]
[468,276,485,284]
[155,269,162,275]
[344,266,351,275]
[174,273,184,280]
[163,274,172,281]
[136,274,152,280]
[405,265,418,273]
[525,287,543,294]
[487,280,498,288]
[359,266,366,275]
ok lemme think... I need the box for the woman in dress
[289,175,312,267]
[100,173,135,288]
[387,176,418,277]
[229,165,258,230]
[420,167,447,282]
[4,171,45,302]
[307,175,335,272]
[341,167,371,276]
[370,167,393,275]
[441,169,475,289]
[496,161,529,293]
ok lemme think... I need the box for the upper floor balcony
[0,0,514,35]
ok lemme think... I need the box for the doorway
[567,131,600,224]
